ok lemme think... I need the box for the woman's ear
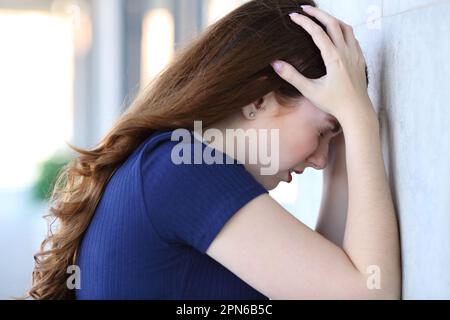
[241,104,258,120]
[241,98,265,120]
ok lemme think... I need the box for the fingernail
[271,61,283,72]
[289,12,299,19]
[301,5,312,11]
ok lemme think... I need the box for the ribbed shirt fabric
[75,129,269,300]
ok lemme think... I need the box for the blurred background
[0,0,449,299]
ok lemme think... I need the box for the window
[0,10,75,188]
[205,0,250,26]
[141,8,175,86]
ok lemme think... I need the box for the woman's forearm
[315,133,349,248]
[340,106,402,298]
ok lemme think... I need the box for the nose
[306,161,327,170]
[306,155,328,170]
[306,141,330,170]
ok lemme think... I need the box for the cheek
[278,135,317,169]
[275,112,320,169]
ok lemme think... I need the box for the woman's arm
[316,115,401,298]
[339,107,402,298]
[315,132,349,248]
[205,107,401,299]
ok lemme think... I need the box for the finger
[289,13,337,67]
[339,21,357,47]
[300,5,346,48]
[270,60,314,95]
[339,21,364,56]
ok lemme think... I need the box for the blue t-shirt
[75,129,269,300]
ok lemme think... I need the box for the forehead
[297,98,337,124]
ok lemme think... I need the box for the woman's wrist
[337,99,379,134]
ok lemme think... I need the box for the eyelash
[331,123,342,134]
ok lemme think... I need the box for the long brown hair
[29,0,361,299]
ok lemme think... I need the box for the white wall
[309,0,450,299]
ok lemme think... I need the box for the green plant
[32,151,72,202]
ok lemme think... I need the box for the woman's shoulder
[139,129,240,170]
[139,128,267,195]
[138,129,268,252]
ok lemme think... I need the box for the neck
[196,118,266,183]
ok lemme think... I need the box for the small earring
[249,112,256,118]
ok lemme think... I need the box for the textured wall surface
[276,0,450,299]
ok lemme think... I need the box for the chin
[264,178,282,191]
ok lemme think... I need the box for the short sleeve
[140,135,268,254]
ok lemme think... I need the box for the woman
[29,0,401,299]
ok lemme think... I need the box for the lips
[283,169,304,183]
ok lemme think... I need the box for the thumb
[271,60,313,95]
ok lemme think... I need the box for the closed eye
[318,123,342,140]
[330,122,342,134]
